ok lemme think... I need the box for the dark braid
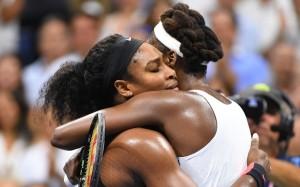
[41,34,128,124]
[160,3,223,75]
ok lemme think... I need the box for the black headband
[102,36,144,93]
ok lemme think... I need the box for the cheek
[142,75,167,90]
[131,75,166,93]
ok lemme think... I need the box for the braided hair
[150,3,223,75]
[41,34,136,124]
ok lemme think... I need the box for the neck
[2,129,16,137]
[178,73,207,91]
[31,134,47,144]
[2,130,17,151]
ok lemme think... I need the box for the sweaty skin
[64,129,268,187]
[52,90,217,157]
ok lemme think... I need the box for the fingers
[251,133,259,149]
[64,174,74,186]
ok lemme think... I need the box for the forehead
[132,43,162,63]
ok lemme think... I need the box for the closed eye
[145,61,160,72]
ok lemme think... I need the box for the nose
[163,63,177,80]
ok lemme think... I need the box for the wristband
[242,162,267,187]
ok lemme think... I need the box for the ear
[166,51,177,68]
[114,80,133,98]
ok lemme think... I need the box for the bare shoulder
[130,90,205,112]
[135,90,193,103]
[102,129,195,187]
[101,129,169,187]
[110,128,175,156]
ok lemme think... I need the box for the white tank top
[178,90,251,187]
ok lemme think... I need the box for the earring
[126,92,133,97]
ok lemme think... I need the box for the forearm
[51,93,174,150]
[52,99,157,149]
[51,111,97,150]
[232,175,257,187]
[269,158,300,187]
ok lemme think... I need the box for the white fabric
[236,0,282,52]
[22,53,80,106]
[56,149,79,187]
[178,90,251,187]
[0,134,26,181]
[276,0,299,43]
[19,141,50,185]
[154,21,183,57]
[172,0,216,19]
[0,20,19,56]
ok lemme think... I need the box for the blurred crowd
[0,0,300,186]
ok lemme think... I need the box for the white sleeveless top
[178,90,251,187]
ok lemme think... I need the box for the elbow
[50,130,64,148]
[51,130,73,150]
[51,128,82,150]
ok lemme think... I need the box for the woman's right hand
[247,133,271,176]
[64,149,82,185]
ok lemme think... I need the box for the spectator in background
[130,0,173,40]
[275,0,299,46]
[269,42,300,169]
[0,54,24,94]
[22,17,80,107]
[70,0,110,13]
[0,0,23,57]
[172,0,216,19]
[269,42,299,95]
[19,107,70,187]
[288,108,300,165]
[213,0,259,53]
[293,0,300,20]
[19,108,51,187]
[0,91,28,186]
[291,0,300,58]
[19,0,72,65]
[235,84,300,187]
[142,0,172,36]
[209,8,271,94]
[22,17,80,186]
[21,16,80,187]
[99,0,144,39]
[268,42,300,158]
[236,0,286,56]
[71,1,103,59]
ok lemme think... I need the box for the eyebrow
[148,56,161,64]
[148,50,163,63]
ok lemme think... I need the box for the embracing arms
[51,91,187,150]
[63,132,269,187]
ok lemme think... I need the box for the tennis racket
[79,112,105,187]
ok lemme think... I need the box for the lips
[166,81,178,90]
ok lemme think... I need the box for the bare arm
[63,132,269,187]
[232,175,257,187]
[101,129,197,187]
[269,158,300,187]
[51,91,184,150]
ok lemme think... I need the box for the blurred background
[0,0,299,186]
